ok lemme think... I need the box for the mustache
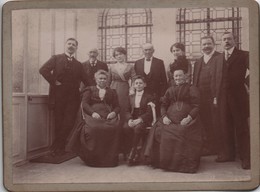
[68,46,75,50]
[202,47,213,51]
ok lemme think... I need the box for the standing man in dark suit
[81,48,108,88]
[39,38,89,156]
[193,36,221,155]
[211,32,250,169]
[134,43,167,116]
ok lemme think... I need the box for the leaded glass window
[98,9,152,63]
[176,7,241,59]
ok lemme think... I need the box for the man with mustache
[211,32,250,169]
[81,48,108,89]
[39,38,89,157]
[193,36,220,156]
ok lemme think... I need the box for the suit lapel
[130,95,135,113]
[227,48,239,68]
[147,58,154,77]
[139,92,146,108]
[140,58,145,75]
[193,57,203,86]
[216,54,224,97]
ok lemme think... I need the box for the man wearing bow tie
[39,38,89,157]
[134,43,167,116]
[211,32,250,169]
[81,48,108,89]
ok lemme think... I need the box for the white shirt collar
[65,52,75,58]
[144,56,153,62]
[203,50,215,64]
[226,46,235,55]
[96,85,106,90]
[136,90,144,96]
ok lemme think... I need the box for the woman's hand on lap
[107,112,116,120]
[92,112,101,119]
[163,116,171,125]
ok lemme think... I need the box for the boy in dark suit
[123,75,154,166]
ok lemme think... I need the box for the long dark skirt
[66,104,120,167]
[145,103,202,173]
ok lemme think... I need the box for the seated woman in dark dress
[67,70,120,167]
[145,64,202,173]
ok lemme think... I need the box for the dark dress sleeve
[159,60,168,97]
[39,55,56,85]
[188,85,200,119]
[125,96,132,121]
[110,89,120,115]
[160,88,172,117]
[81,87,95,115]
[139,94,153,124]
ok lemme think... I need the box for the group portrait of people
[39,31,250,174]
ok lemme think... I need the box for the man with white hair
[81,48,108,89]
[134,43,167,116]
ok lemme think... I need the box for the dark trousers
[200,97,217,153]
[123,108,148,153]
[52,85,80,151]
[217,91,250,161]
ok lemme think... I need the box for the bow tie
[90,62,96,67]
[146,58,151,62]
[67,56,74,61]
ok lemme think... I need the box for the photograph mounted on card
[2,0,259,191]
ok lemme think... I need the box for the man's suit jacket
[211,48,249,117]
[125,91,153,125]
[134,57,167,98]
[39,53,88,106]
[82,60,108,86]
[193,51,221,87]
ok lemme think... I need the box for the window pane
[176,7,241,58]
[99,9,152,62]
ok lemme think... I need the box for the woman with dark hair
[108,47,136,153]
[168,43,192,86]
[145,66,202,173]
[67,70,120,167]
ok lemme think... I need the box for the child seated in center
[123,75,154,166]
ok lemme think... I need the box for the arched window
[176,8,242,60]
[98,9,152,63]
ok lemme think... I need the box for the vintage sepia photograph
[2,0,259,191]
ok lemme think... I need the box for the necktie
[225,52,230,61]
[66,57,73,69]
